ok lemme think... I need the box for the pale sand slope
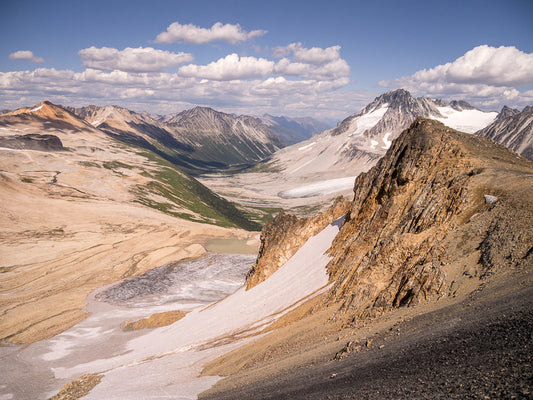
[0,109,259,344]
[0,175,248,343]
[0,167,252,345]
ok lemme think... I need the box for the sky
[1,0,532,121]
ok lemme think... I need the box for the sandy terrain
[0,112,257,345]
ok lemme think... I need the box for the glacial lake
[205,238,259,254]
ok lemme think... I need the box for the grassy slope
[119,147,262,231]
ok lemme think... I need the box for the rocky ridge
[476,105,533,160]
[246,196,350,289]
[165,106,285,166]
[250,118,533,320]
[73,105,285,173]
[326,118,532,318]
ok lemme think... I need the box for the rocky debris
[245,196,350,289]
[47,373,103,400]
[0,134,64,151]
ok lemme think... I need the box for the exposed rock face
[476,105,533,160]
[165,106,285,166]
[0,134,64,151]
[325,118,533,319]
[495,105,520,120]
[246,196,350,289]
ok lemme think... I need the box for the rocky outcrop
[325,118,533,319]
[246,196,350,289]
[476,105,533,160]
[0,134,64,151]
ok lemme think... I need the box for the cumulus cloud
[177,44,350,82]
[78,46,193,73]
[379,45,533,110]
[9,50,44,63]
[273,42,341,65]
[178,54,275,80]
[154,22,267,45]
[384,45,533,88]
[0,66,359,119]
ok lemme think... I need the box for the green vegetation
[78,161,101,168]
[133,149,262,231]
[102,160,135,170]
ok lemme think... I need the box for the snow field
[44,218,343,399]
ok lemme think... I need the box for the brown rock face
[246,196,350,289]
[325,118,533,319]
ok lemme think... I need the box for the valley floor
[200,268,533,400]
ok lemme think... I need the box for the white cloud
[380,45,533,110]
[154,22,267,45]
[388,45,533,88]
[78,47,193,73]
[178,54,275,80]
[9,50,44,63]
[275,58,350,81]
[273,42,341,65]
[0,66,361,120]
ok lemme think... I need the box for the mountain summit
[165,106,285,166]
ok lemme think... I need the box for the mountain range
[197,89,510,214]
[476,105,533,160]
[1,93,532,400]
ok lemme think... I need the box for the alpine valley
[0,89,532,400]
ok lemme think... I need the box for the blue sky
[1,0,532,120]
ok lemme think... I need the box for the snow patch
[434,107,497,133]
[30,105,44,112]
[349,105,388,137]
[52,219,343,399]
[298,142,316,151]
[370,140,379,149]
[279,176,356,198]
[382,132,392,149]
[484,194,498,204]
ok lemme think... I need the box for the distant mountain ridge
[164,106,285,166]
[476,105,533,160]
[256,114,331,145]
[72,105,285,174]
[256,89,498,198]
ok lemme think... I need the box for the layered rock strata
[326,118,533,319]
[246,196,350,289]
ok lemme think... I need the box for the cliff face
[248,117,533,323]
[325,118,533,319]
[246,196,350,289]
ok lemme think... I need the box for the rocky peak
[522,105,533,114]
[496,105,521,120]
[250,117,533,328]
[245,196,350,289]
[325,118,533,319]
[449,100,477,111]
